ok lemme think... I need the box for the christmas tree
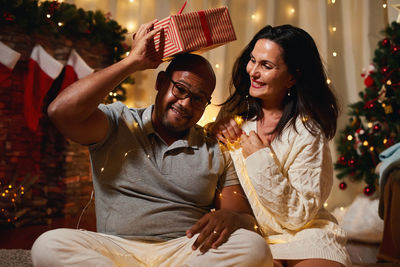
[334,21,400,195]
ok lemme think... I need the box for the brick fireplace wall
[0,26,112,226]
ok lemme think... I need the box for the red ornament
[339,182,347,190]
[49,1,60,14]
[364,75,374,87]
[364,99,376,109]
[2,11,15,21]
[382,67,388,73]
[373,124,381,132]
[363,185,375,196]
[382,38,390,46]
[392,46,400,53]
[348,159,355,167]
[338,156,346,165]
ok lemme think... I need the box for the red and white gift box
[153,6,236,61]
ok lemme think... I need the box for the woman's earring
[287,88,291,97]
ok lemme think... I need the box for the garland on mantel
[0,0,131,103]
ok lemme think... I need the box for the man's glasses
[170,79,211,110]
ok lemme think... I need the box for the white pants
[31,228,272,267]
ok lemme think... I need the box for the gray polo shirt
[89,102,239,241]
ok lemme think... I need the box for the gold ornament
[383,103,393,114]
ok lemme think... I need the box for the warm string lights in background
[0,178,33,225]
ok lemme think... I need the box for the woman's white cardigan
[229,118,351,266]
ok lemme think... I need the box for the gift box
[153,6,236,61]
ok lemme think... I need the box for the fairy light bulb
[367,122,373,128]
[326,78,331,84]
[127,22,136,32]
[215,64,220,69]
[363,140,369,146]
[369,146,374,151]
[332,52,337,57]
[332,26,337,32]
[58,22,63,27]
[46,14,51,18]
[324,202,328,208]
[347,135,353,141]
[331,0,336,4]
[383,3,387,8]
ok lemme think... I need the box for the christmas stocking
[24,44,63,132]
[0,41,21,87]
[59,49,94,92]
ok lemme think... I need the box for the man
[31,20,271,266]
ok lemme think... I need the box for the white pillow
[339,193,383,243]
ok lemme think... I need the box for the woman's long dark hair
[220,25,339,140]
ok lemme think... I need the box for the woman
[210,25,351,266]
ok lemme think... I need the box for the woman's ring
[213,230,219,235]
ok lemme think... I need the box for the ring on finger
[213,230,219,235]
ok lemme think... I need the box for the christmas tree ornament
[2,11,15,21]
[363,185,375,196]
[339,182,347,190]
[382,38,390,46]
[372,122,381,132]
[364,75,374,87]
[378,85,387,103]
[382,103,393,114]
[348,159,355,167]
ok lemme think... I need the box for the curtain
[66,0,398,208]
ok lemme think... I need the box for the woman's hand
[240,131,266,158]
[210,117,243,144]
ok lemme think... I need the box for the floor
[0,215,96,250]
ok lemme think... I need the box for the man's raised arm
[47,20,162,145]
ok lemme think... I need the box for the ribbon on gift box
[152,6,236,61]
